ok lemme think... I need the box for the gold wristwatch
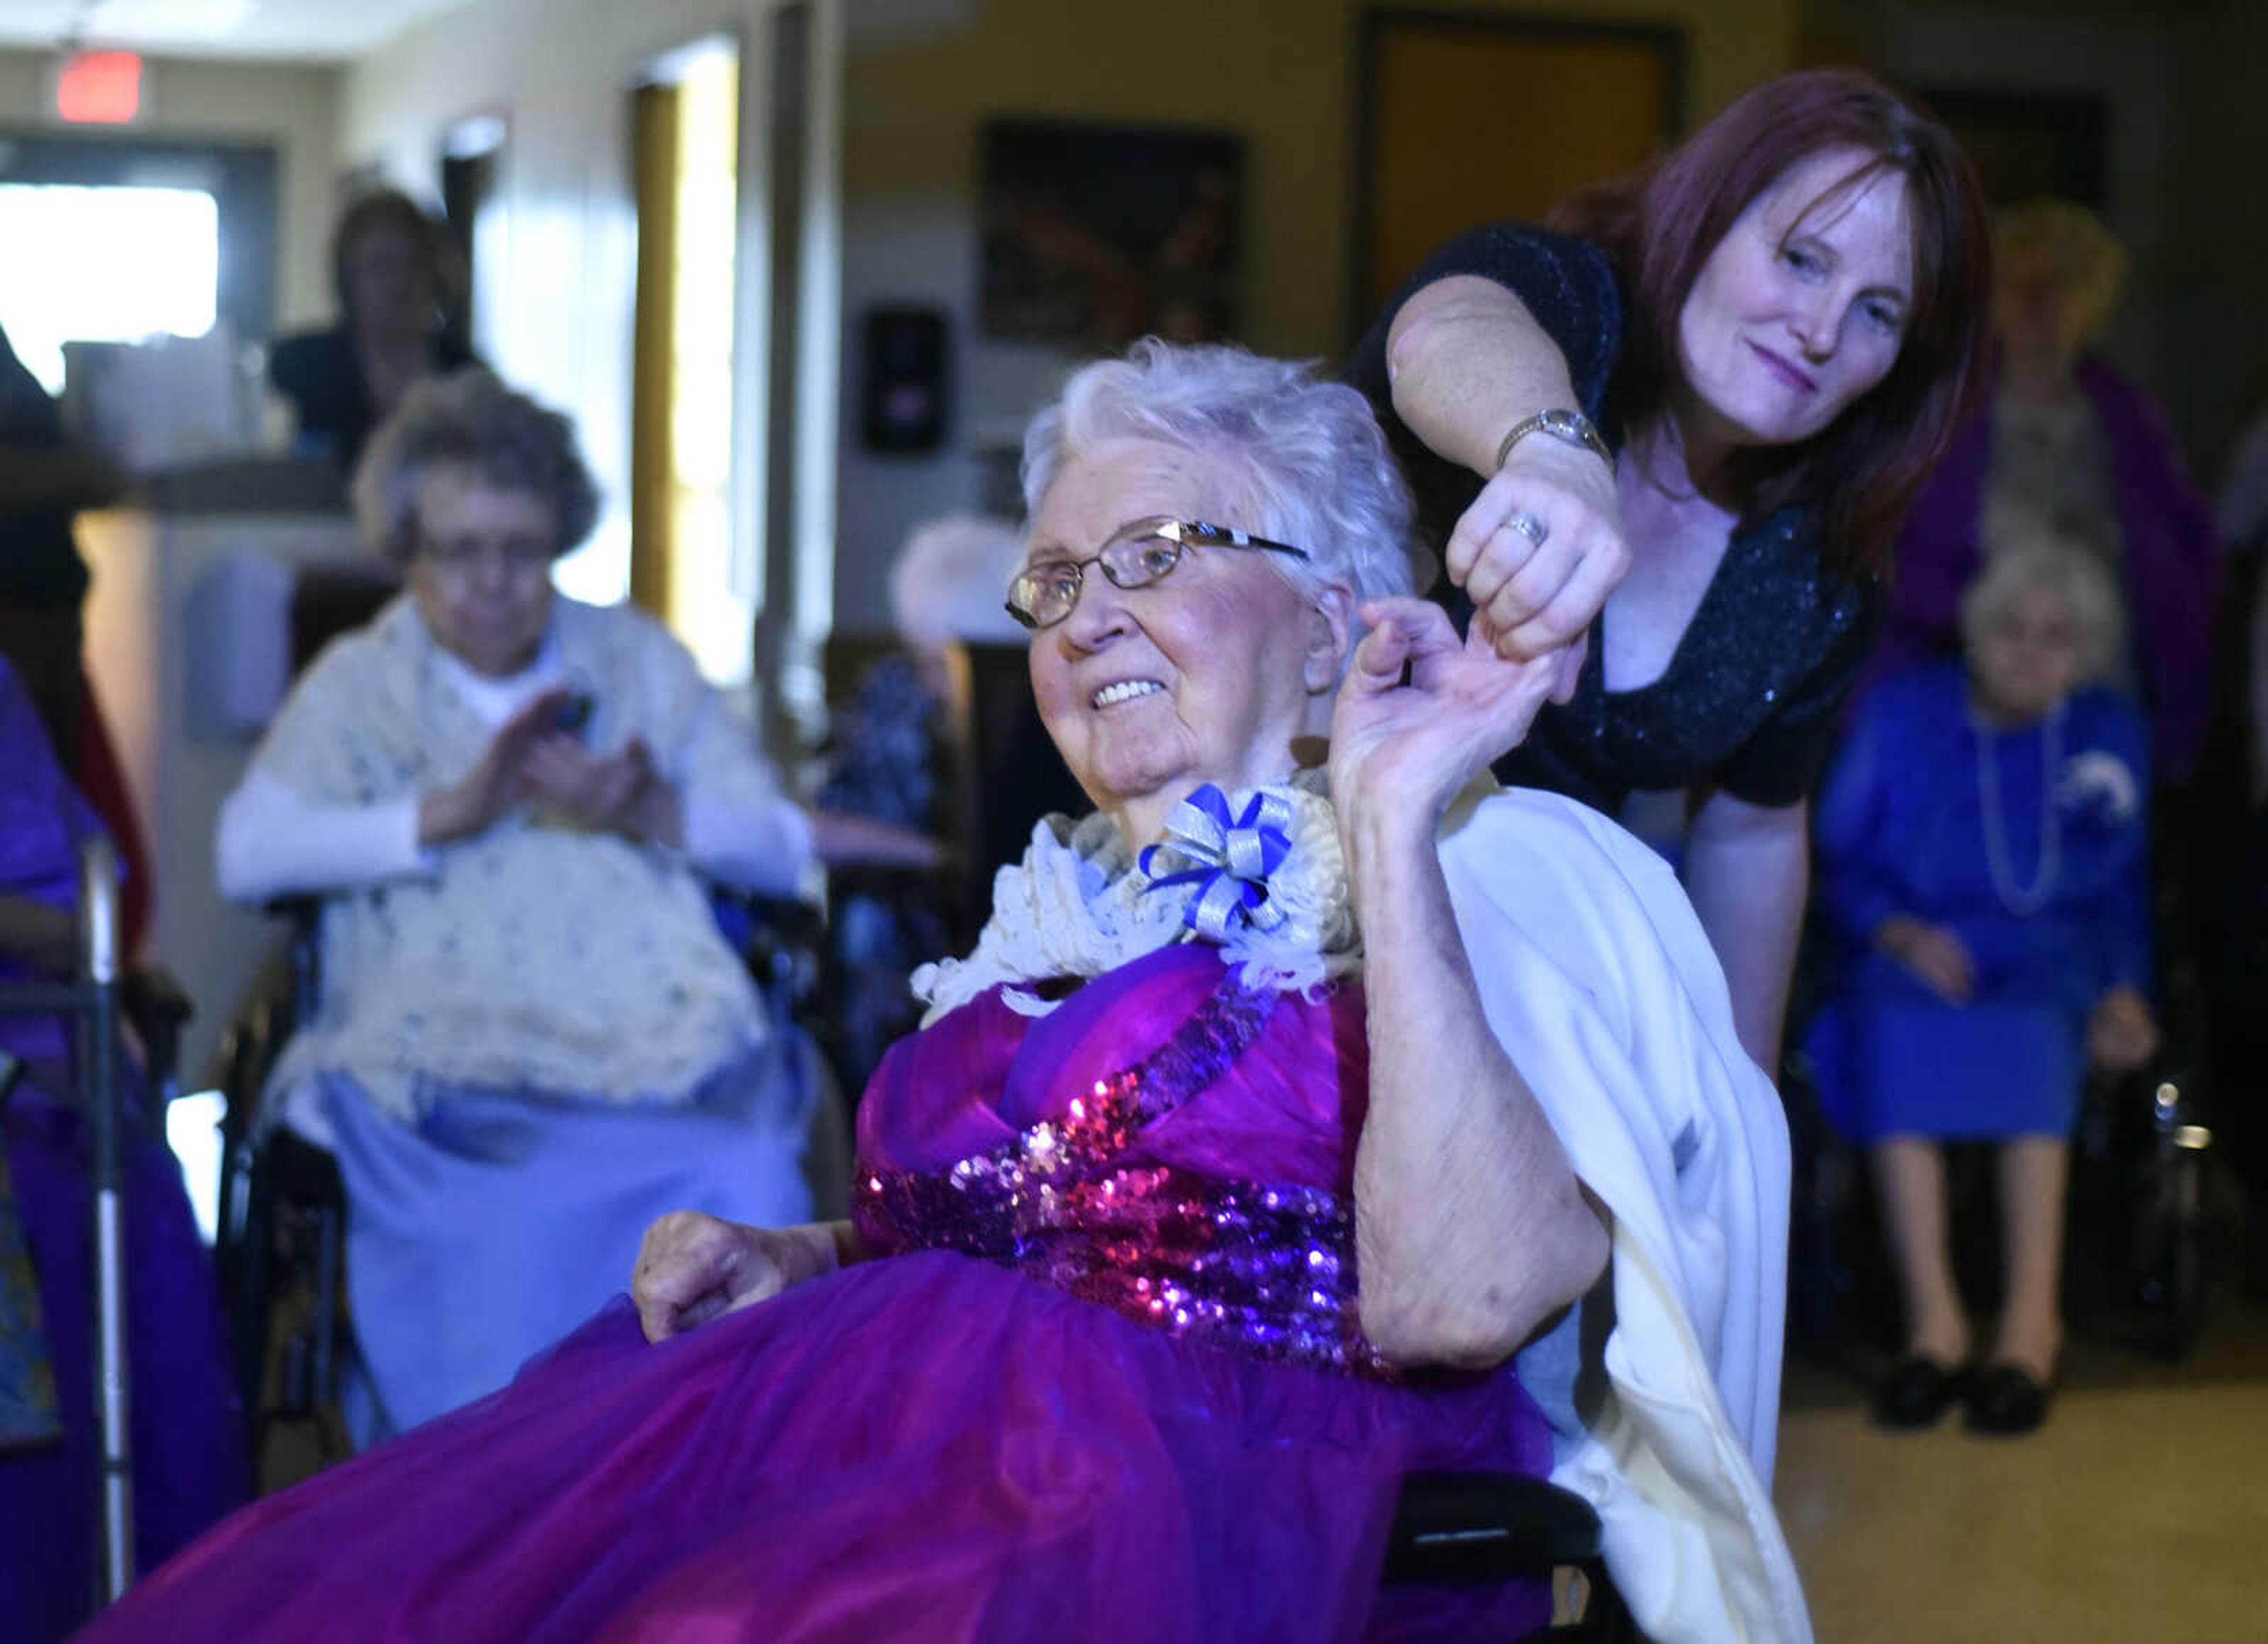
[1494,409,1615,475]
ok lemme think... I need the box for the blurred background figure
[1,655,247,1643]
[817,513,1028,1091]
[1806,542,2156,1437]
[0,319,151,955]
[887,511,1029,712]
[1879,200,2221,784]
[268,188,478,472]
[0,319,124,758]
[213,371,921,1442]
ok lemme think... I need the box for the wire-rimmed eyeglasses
[1005,516,1309,631]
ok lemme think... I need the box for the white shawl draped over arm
[1436,785,1810,1643]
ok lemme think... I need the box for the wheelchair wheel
[2130,1087,2212,1362]
[2155,1136,2208,1361]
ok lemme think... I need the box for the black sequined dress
[1344,224,1880,814]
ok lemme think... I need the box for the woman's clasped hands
[420,685,676,846]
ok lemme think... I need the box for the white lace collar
[911,768,1360,1024]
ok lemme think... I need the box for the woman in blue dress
[1807,539,2158,1434]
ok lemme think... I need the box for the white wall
[340,0,842,677]
[0,50,344,332]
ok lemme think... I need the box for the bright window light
[0,183,219,393]
[666,47,751,687]
[167,1087,229,1247]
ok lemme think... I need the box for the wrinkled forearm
[1385,275,1583,479]
[782,1218,866,1281]
[1347,811,1608,1369]
[806,810,941,871]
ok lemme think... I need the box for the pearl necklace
[1973,701,2064,916]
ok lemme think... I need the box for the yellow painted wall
[846,0,1802,360]
[834,0,1801,629]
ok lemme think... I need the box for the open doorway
[0,132,276,392]
[629,37,750,687]
[439,112,507,362]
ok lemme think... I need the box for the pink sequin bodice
[853,945,1394,1379]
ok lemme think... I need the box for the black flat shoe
[1872,1355,1968,1429]
[1965,1364,2052,1436]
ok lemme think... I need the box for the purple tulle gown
[79,943,1552,1642]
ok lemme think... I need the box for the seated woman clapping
[215,370,928,1440]
[106,343,1807,1643]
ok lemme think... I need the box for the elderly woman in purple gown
[84,342,1808,1643]
[0,657,247,1643]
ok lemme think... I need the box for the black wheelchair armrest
[122,964,193,1032]
[706,884,828,1004]
[121,964,194,1092]
[262,895,325,932]
[262,896,329,1030]
[1382,1472,1602,1586]
[266,1124,347,1206]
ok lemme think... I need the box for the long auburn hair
[1548,68,1993,580]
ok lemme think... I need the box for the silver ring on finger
[1506,510,1548,548]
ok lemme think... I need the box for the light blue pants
[309,1039,817,1442]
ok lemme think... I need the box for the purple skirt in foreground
[83,945,1552,1642]
[83,1255,1547,1642]
[4,1081,249,1644]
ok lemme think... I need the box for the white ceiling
[0,0,477,62]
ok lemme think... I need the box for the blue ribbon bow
[1139,784,1295,941]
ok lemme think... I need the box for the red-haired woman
[1346,67,1993,1074]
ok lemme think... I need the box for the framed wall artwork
[978,118,1243,351]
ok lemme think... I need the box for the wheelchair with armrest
[211,879,854,1470]
[1784,1032,2218,1368]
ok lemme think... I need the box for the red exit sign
[52,51,146,126]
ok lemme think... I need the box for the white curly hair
[890,513,1029,653]
[1018,338,1429,609]
[1960,534,2127,686]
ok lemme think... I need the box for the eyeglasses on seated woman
[93,341,1808,1644]
[1005,515,1309,630]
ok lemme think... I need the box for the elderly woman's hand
[631,1213,850,1343]
[418,687,575,846]
[1328,597,1575,841]
[1875,915,1974,1005]
[2086,986,2160,1074]
[1449,438,1629,664]
[524,735,683,844]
